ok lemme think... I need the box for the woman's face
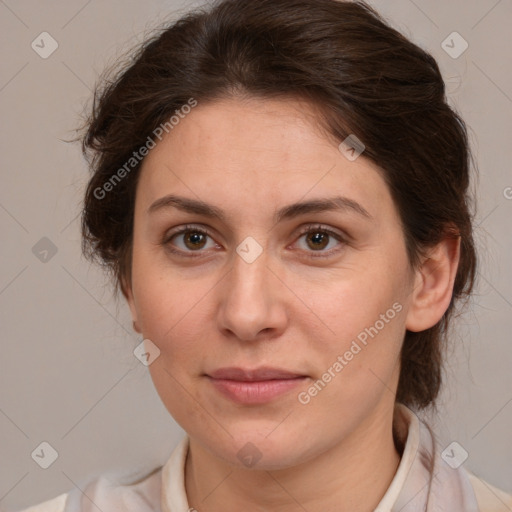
[126,96,418,469]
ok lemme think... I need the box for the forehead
[137,96,393,220]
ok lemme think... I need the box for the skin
[125,96,460,511]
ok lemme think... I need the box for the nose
[216,248,289,343]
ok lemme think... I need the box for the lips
[208,366,306,381]
[206,367,308,404]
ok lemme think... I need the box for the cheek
[303,260,407,343]
[295,259,408,394]
[313,290,404,374]
[294,292,405,419]
[131,257,214,369]
[133,269,212,427]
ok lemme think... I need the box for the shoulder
[14,492,67,512]
[467,471,512,512]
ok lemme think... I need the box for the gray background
[0,0,511,509]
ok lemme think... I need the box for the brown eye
[305,231,330,250]
[294,225,346,258]
[183,231,208,250]
[164,226,218,256]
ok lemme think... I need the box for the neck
[185,401,402,512]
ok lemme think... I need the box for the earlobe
[122,278,141,334]
[405,235,461,333]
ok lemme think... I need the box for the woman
[18,0,512,510]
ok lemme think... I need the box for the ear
[405,234,461,332]
[121,276,142,334]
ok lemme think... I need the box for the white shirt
[15,404,512,511]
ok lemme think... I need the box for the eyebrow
[147,194,372,222]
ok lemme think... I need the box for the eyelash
[162,224,347,259]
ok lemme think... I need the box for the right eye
[163,225,221,257]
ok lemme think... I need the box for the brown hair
[81,0,477,410]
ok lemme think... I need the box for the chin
[206,430,315,471]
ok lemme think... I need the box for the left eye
[294,227,344,254]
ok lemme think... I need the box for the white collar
[160,403,479,512]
